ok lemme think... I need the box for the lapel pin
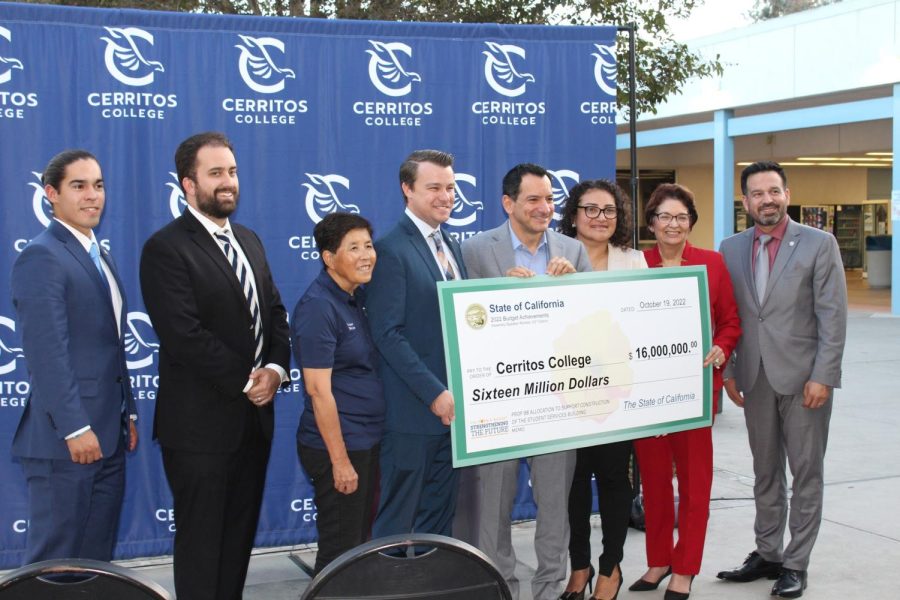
[789,241,795,246]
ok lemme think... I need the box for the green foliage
[749,0,841,21]
[19,0,724,118]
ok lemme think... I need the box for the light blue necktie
[89,242,110,290]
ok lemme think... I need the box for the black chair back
[301,533,512,600]
[0,558,172,599]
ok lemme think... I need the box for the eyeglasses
[578,205,618,219]
[654,213,691,226]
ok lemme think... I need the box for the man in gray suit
[717,161,847,598]
[461,163,591,600]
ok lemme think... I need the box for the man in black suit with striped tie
[140,132,291,600]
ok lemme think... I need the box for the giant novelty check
[438,267,712,467]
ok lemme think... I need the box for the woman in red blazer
[630,183,741,600]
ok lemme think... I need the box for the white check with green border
[438,267,712,467]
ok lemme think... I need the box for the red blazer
[644,242,742,407]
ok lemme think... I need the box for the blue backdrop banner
[0,1,616,567]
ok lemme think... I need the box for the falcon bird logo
[100,27,164,87]
[446,173,483,228]
[591,43,617,97]
[235,35,295,94]
[0,25,24,84]
[366,40,420,97]
[0,316,25,376]
[124,312,159,371]
[303,174,359,224]
[483,41,534,98]
[547,169,580,221]
[166,172,187,220]
[28,171,53,227]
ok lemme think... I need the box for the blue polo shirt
[291,269,385,451]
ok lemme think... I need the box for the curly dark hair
[558,179,634,249]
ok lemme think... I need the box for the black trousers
[162,415,270,600]
[567,440,634,576]
[298,442,380,574]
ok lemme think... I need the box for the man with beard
[140,132,290,600]
[717,162,847,599]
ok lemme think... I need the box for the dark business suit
[11,220,134,563]
[140,208,290,600]
[365,214,467,538]
[720,218,847,570]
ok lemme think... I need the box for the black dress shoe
[716,551,781,582]
[663,575,694,600]
[771,568,807,598]
[628,567,671,591]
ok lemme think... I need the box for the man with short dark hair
[717,161,847,598]
[365,149,467,539]
[462,163,591,600]
[11,149,138,563]
[140,132,290,600]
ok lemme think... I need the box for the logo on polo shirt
[483,41,534,98]
[101,27,165,87]
[235,35,295,94]
[547,169,579,221]
[302,173,358,224]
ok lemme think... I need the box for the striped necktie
[215,229,263,368]
[430,230,455,281]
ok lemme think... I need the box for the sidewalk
[126,308,900,598]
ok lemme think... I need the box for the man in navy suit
[11,149,138,564]
[365,149,467,539]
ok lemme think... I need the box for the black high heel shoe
[628,566,672,592]
[591,563,623,600]
[559,565,595,600]
[663,574,694,600]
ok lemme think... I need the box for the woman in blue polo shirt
[291,212,385,574]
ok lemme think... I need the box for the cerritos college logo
[303,174,358,224]
[0,26,39,120]
[580,43,618,126]
[29,171,53,227]
[483,42,534,98]
[166,172,186,220]
[472,42,544,126]
[222,35,307,126]
[353,40,431,128]
[101,27,164,87]
[235,35,295,94]
[0,26,23,85]
[547,169,580,221]
[0,316,25,377]
[124,312,159,371]
[89,27,176,120]
[366,40,420,97]
[446,173,483,229]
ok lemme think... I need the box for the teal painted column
[713,109,734,249]
[893,84,900,314]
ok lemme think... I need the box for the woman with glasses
[557,180,646,600]
[628,183,741,600]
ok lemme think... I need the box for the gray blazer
[719,218,847,395]
[461,222,592,278]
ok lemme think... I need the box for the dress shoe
[591,563,622,600]
[559,565,594,600]
[771,568,807,598]
[628,566,671,591]
[663,575,694,600]
[716,551,781,582]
